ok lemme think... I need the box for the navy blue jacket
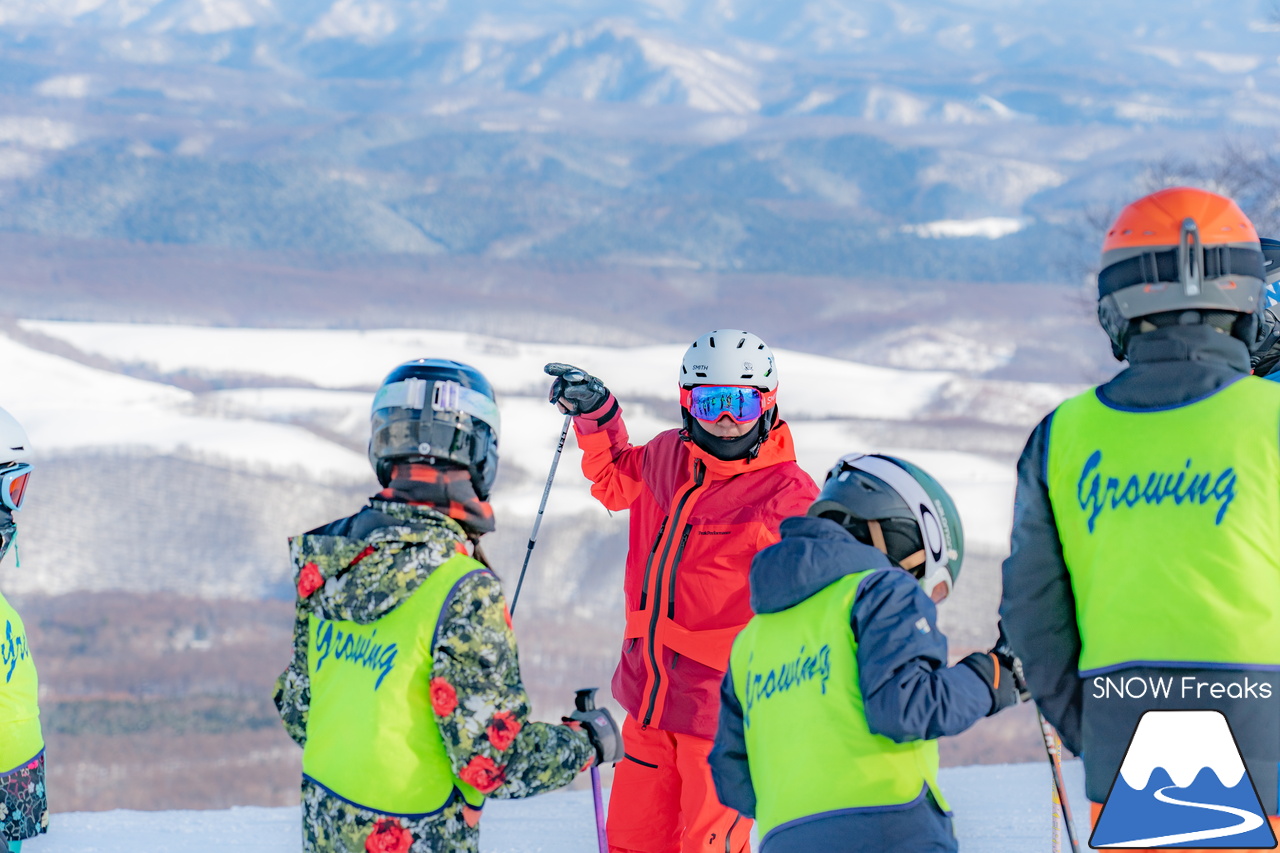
[1000,325,1280,812]
[709,516,993,852]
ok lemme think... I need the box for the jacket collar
[1124,324,1251,372]
[686,420,799,478]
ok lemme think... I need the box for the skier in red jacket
[546,330,819,853]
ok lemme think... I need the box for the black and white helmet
[809,453,964,603]
[368,359,501,499]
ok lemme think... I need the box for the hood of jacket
[290,500,471,625]
[749,515,895,614]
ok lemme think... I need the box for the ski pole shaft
[510,414,571,615]
[1039,710,1081,853]
[590,765,608,853]
[1051,759,1062,853]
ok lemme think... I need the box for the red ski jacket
[574,398,818,739]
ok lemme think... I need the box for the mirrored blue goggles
[681,385,772,423]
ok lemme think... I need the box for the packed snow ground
[30,761,1086,853]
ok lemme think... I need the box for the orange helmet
[1098,187,1265,360]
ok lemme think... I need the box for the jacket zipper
[642,460,705,726]
[724,814,741,852]
[637,518,667,612]
[666,523,693,619]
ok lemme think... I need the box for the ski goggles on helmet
[0,463,31,512]
[680,385,777,423]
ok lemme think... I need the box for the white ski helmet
[679,330,778,391]
[0,407,31,519]
[0,408,31,468]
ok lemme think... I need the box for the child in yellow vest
[710,453,1021,853]
[275,359,620,853]
[0,407,46,853]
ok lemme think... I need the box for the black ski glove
[1253,308,1280,378]
[959,651,1022,716]
[993,622,1032,702]
[565,688,622,766]
[545,363,611,416]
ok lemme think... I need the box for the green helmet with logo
[808,453,964,603]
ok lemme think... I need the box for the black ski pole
[510,413,571,615]
[1039,709,1082,853]
[996,623,1082,853]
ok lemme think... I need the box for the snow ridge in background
[16,319,1076,540]
[4,320,1079,598]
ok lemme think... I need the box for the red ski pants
[1089,801,1280,850]
[606,715,751,853]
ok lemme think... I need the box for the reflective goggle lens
[687,386,763,423]
[2,465,31,511]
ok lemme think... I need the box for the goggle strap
[899,550,926,572]
[868,519,888,554]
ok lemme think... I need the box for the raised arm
[546,363,647,511]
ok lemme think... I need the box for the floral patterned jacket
[274,500,593,852]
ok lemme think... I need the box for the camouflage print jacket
[274,500,593,853]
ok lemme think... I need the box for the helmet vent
[736,338,746,348]
[709,337,716,347]
[695,371,707,378]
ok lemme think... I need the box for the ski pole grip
[575,687,598,713]
[994,621,1031,701]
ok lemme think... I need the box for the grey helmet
[809,453,964,603]
[368,359,501,499]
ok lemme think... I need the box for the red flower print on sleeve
[364,818,412,853]
[486,710,522,751]
[430,677,458,717]
[459,755,507,794]
[297,562,324,598]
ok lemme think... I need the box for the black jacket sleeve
[708,664,756,818]
[857,569,993,742]
[999,414,1084,755]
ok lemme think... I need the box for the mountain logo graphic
[1091,710,1277,848]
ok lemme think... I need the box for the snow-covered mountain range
[0,1,1273,280]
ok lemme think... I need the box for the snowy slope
[0,319,1080,604]
[34,760,1087,853]
[16,319,1077,548]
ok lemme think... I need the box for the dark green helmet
[808,453,964,603]
[368,359,501,498]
